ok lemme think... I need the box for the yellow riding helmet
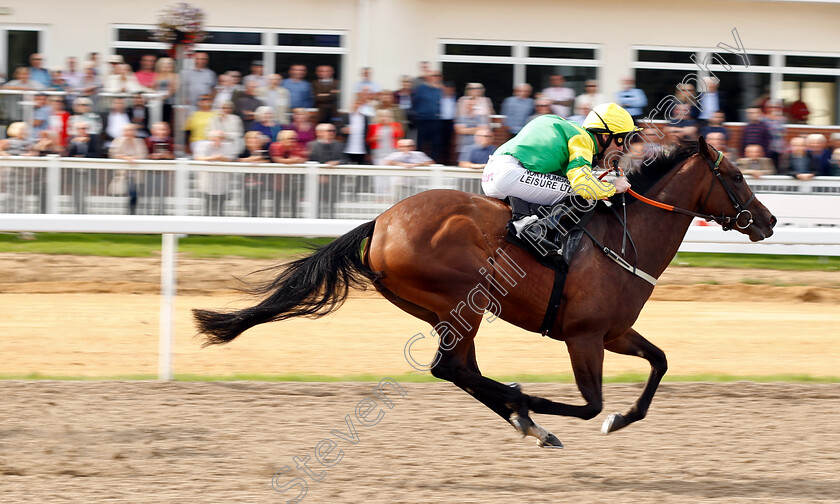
[582,103,640,135]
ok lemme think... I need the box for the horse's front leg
[602,328,668,433]
[526,335,605,423]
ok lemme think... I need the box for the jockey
[481,102,639,247]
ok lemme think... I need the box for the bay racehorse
[194,137,776,447]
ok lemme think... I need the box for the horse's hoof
[601,413,623,434]
[538,433,564,449]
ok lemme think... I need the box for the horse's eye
[733,174,744,183]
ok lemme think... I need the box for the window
[632,46,774,121]
[0,26,45,127]
[439,39,600,112]
[781,54,840,125]
[111,25,347,89]
[442,62,514,111]
[0,26,44,80]
[632,47,840,124]
[275,53,342,84]
[276,33,341,48]
[444,44,511,58]
[206,31,262,46]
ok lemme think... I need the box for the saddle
[504,196,598,337]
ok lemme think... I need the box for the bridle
[588,145,757,287]
[624,149,755,231]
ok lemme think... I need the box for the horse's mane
[606,141,700,207]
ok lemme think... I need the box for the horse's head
[695,136,776,242]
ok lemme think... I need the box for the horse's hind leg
[430,322,563,448]
[602,328,668,434]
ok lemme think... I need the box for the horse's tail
[193,220,379,346]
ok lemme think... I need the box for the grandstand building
[0,0,838,124]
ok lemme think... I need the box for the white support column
[147,94,163,127]
[304,163,320,219]
[174,157,189,216]
[430,165,444,189]
[770,53,784,101]
[45,154,61,214]
[20,91,34,135]
[159,232,178,381]
[513,45,526,85]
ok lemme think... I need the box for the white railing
[0,156,485,219]
[2,156,839,225]
[0,89,167,132]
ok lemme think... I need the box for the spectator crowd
[1,51,838,215]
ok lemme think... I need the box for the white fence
[1,155,839,218]
[0,156,483,218]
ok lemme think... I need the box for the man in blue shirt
[28,54,51,87]
[439,82,457,164]
[31,93,51,140]
[458,127,495,169]
[697,77,720,123]
[182,52,217,111]
[283,64,315,110]
[411,70,443,162]
[501,84,534,135]
[615,77,647,121]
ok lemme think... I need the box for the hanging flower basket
[150,2,208,51]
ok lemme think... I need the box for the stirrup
[520,219,563,256]
[511,215,538,237]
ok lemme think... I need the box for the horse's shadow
[567,471,840,500]
[428,471,840,500]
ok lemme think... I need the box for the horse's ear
[697,135,714,160]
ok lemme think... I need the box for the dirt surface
[3,252,840,294]
[1,253,839,378]
[1,381,838,503]
[2,254,839,502]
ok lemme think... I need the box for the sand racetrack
[1,253,840,378]
[1,253,839,502]
[2,381,840,503]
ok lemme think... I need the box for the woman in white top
[456,83,494,120]
[104,63,150,95]
[209,101,244,154]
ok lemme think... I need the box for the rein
[626,150,755,231]
[586,147,757,286]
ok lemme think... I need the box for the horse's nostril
[770,215,777,228]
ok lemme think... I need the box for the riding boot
[519,196,593,257]
[508,197,539,237]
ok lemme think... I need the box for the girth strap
[539,265,567,336]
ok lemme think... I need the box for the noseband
[701,150,755,230]
[627,149,755,231]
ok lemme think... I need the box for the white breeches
[481,155,573,206]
